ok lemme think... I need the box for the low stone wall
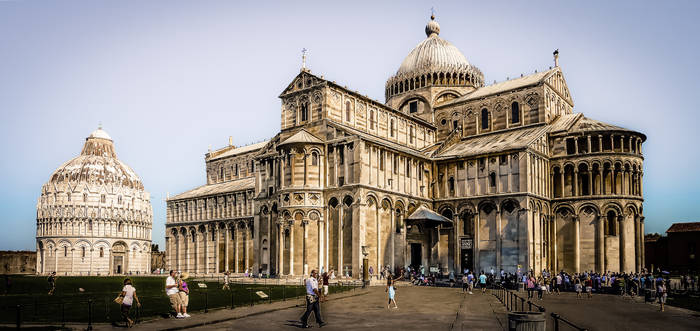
[0,251,36,274]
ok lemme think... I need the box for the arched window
[220,167,224,179]
[311,152,319,166]
[300,102,308,122]
[345,101,351,121]
[481,108,489,130]
[369,109,375,130]
[81,246,86,258]
[235,164,239,176]
[606,211,617,236]
[64,246,67,257]
[448,177,455,192]
[390,119,395,137]
[99,247,104,258]
[511,102,520,123]
[489,172,496,187]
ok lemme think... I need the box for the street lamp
[361,245,369,288]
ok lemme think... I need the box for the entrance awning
[407,205,453,226]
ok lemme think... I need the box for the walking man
[479,272,488,294]
[47,271,57,295]
[300,269,326,328]
[166,270,184,318]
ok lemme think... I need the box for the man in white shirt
[165,270,184,318]
[300,270,326,328]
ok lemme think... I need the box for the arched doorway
[111,242,127,275]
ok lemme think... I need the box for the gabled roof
[434,124,548,159]
[207,141,269,161]
[168,177,255,201]
[441,68,557,107]
[666,222,700,233]
[279,129,323,146]
[407,205,452,223]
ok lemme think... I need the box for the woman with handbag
[118,278,141,328]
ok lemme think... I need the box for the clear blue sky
[1,0,698,250]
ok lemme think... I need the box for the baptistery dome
[35,127,152,275]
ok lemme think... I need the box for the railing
[0,281,360,328]
[491,284,588,331]
[492,284,545,313]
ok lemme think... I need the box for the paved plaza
[79,285,700,331]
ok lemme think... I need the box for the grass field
[0,276,356,325]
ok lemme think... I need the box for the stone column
[496,210,502,271]
[573,169,579,196]
[318,218,323,273]
[338,206,343,275]
[560,171,565,197]
[194,232,199,274]
[215,227,220,273]
[224,225,230,272]
[89,248,93,275]
[235,225,240,273]
[597,215,605,272]
[278,222,284,275]
[70,248,75,274]
[618,215,625,272]
[289,222,295,276]
[573,216,580,273]
[391,209,395,271]
[640,217,645,269]
[635,216,642,272]
[244,223,250,273]
[303,219,309,276]
[54,248,58,273]
[474,212,480,271]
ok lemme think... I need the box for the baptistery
[36,127,152,275]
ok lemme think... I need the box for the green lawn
[0,276,357,325]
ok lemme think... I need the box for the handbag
[114,294,124,305]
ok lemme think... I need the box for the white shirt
[122,284,136,306]
[166,276,179,296]
[305,277,319,296]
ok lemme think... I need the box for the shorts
[586,286,592,293]
[178,292,189,307]
[323,285,329,296]
[168,293,182,310]
[658,294,667,304]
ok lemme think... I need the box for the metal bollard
[61,302,66,327]
[552,313,560,331]
[15,304,21,329]
[87,299,93,331]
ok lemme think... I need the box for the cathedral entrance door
[410,243,422,270]
[460,237,473,273]
[113,256,123,274]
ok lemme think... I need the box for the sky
[1,0,698,250]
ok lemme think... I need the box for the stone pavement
[187,286,505,331]
[526,290,700,331]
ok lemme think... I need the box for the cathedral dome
[396,16,470,77]
[386,16,484,102]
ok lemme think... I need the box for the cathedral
[165,16,646,278]
[36,128,153,275]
